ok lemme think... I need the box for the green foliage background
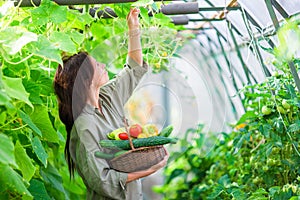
[0,0,183,199]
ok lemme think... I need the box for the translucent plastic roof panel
[276,0,300,16]
[239,46,266,82]
[238,0,284,28]
[196,34,210,51]
[217,33,232,49]
[225,51,249,85]
[211,21,244,46]
[204,0,226,7]
[203,29,221,50]
[198,1,212,8]
[226,10,259,37]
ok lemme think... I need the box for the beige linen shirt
[70,57,148,200]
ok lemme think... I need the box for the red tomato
[118,132,129,140]
[129,124,142,138]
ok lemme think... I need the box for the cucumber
[114,150,128,157]
[99,136,178,150]
[94,151,115,159]
[159,125,174,137]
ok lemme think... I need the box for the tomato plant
[154,18,300,199]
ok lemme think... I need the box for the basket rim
[109,145,165,162]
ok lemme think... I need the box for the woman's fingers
[127,7,140,29]
[127,7,140,20]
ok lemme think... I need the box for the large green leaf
[30,0,67,25]
[31,35,62,65]
[248,188,269,200]
[67,9,94,30]
[41,164,69,200]
[0,133,17,166]
[0,89,11,105]
[6,31,37,55]
[31,136,48,168]
[14,141,36,181]
[236,111,256,125]
[50,31,77,53]
[30,105,59,143]
[139,7,150,26]
[0,111,6,125]
[2,76,33,108]
[287,120,300,133]
[0,27,37,55]
[47,3,67,24]
[113,3,131,19]
[28,179,51,200]
[19,110,42,137]
[67,30,85,46]
[0,164,33,199]
[22,79,43,104]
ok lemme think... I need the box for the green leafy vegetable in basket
[99,136,178,150]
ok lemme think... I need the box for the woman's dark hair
[53,52,94,178]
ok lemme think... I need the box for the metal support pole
[198,6,240,12]
[170,16,189,25]
[216,32,244,104]
[189,18,224,22]
[288,61,300,93]
[264,0,280,31]
[206,35,240,119]
[72,6,187,26]
[241,8,272,78]
[196,41,229,119]
[243,10,275,49]
[227,21,252,85]
[270,0,289,19]
[161,2,199,15]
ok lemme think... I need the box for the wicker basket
[109,145,166,173]
[108,118,166,172]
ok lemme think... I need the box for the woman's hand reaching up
[127,7,140,30]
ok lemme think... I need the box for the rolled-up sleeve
[71,120,128,199]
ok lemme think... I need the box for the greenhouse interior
[1,0,300,199]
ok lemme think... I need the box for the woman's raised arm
[127,8,143,66]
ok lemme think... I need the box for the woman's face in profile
[89,56,109,87]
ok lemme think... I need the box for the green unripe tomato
[282,99,291,109]
[262,106,272,115]
[253,177,262,184]
[263,166,269,171]
[208,179,214,185]
[267,158,276,166]
[277,106,287,114]
[244,163,251,171]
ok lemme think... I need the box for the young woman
[54,8,169,200]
